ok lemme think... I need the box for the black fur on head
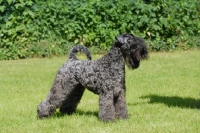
[115,33,148,69]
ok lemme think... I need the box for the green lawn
[0,50,200,133]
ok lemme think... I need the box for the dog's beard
[125,49,147,69]
[125,53,140,69]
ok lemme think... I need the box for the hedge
[0,0,199,60]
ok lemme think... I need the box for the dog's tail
[69,44,92,60]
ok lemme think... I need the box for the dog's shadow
[140,94,200,109]
[52,109,98,118]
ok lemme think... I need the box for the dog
[37,33,148,122]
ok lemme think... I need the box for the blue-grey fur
[37,33,148,122]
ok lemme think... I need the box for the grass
[0,50,200,133]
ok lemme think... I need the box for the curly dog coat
[37,33,148,122]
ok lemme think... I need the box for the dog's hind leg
[37,73,82,118]
[37,77,69,119]
[60,84,85,115]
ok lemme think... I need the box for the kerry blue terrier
[37,33,148,122]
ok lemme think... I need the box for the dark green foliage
[0,0,199,60]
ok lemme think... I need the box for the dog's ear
[115,35,124,44]
[115,34,127,44]
[115,33,134,45]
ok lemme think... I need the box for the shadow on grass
[52,109,98,118]
[140,94,200,109]
[76,109,99,117]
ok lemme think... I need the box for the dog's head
[115,33,148,69]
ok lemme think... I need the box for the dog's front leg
[114,89,128,119]
[98,90,115,122]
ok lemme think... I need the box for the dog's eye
[127,40,133,44]
[130,45,137,49]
